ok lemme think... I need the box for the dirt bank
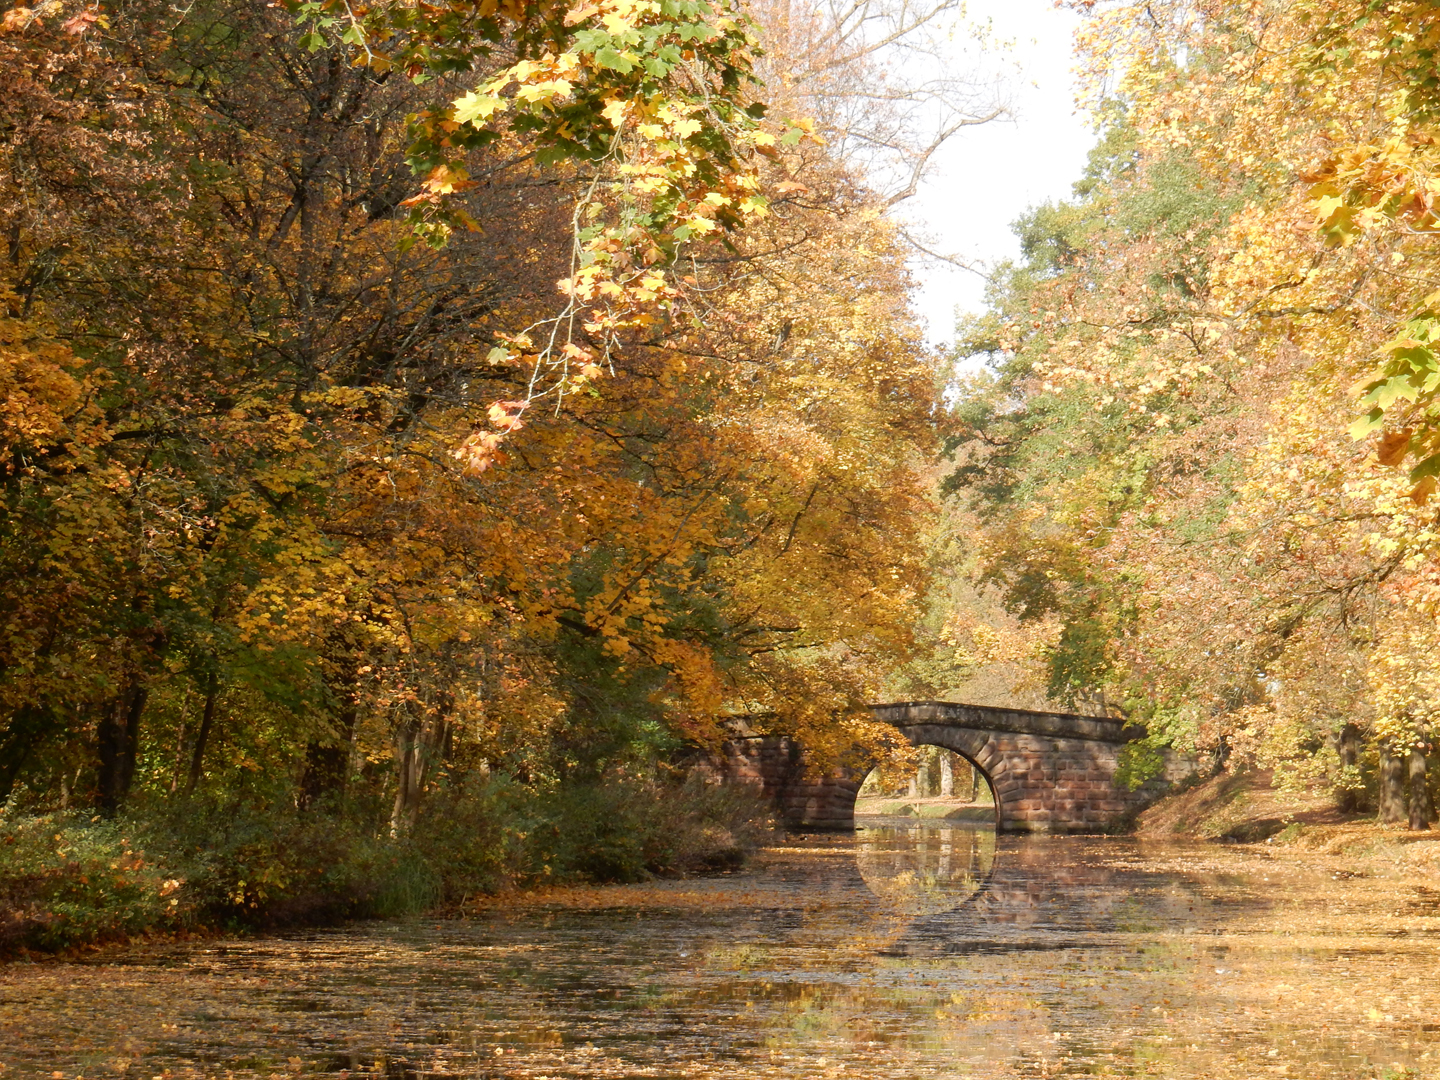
[1134,769,1351,842]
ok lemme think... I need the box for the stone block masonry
[708,701,1196,834]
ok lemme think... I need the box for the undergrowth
[0,776,769,957]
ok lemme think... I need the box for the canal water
[4,819,1440,1079]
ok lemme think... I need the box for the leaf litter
[3,822,1439,1079]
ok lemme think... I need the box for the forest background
[5,0,1440,955]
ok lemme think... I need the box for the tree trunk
[1378,745,1407,824]
[1409,745,1434,831]
[299,649,359,809]
[389,706,448,836]
[186,668,220,793]
[970,763,980,803]
[96,683,147,814]
[300,740,350,807]
[939,752,954,798]
[1335,723,1362,814]
[0,706,49,805]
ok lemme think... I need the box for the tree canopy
[0,0,944,824]
[932,0,1440,822]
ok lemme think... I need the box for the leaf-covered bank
[1135,769,1364,844]
[0,777,768,959]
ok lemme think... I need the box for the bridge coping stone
[875,701,1140,745]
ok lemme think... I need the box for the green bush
[0,814,182,952]
[510,775,768,884]
[138,796,400,926]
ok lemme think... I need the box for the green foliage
[1350,293,1440,485]
[1113,739,1166,791]
[136,794,406,926]
[940,115,1250,719]
[0,0,931,950]
[516,775,763,882]
[0,814,182,953]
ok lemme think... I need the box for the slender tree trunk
[391,718,420,837]
[0,706,48,805]
[170,721,188,793]
[939,752,954,798]
[970,763,979,803]
[96,683,148,814]
[1409,745,1434,831]
[186,668,220,793]
[169,683,192,793]
[1215,732,1232,772]
[299,721,355,808]
[1378,745,1408,824]
[299,649,359,809]
[1335,723,1362,814]
[389,707,448,836]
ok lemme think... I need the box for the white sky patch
[895,0,1098,349]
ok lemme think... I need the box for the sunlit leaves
[287,0,809,430]
[0,0,932,810]
[1035,0,1440,777]
[1348,295,1440,482]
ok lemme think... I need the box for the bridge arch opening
[854,745,998,828]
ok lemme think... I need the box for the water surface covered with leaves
[5,820,1440,1079]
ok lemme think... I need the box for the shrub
[514,775,770,883]
[0,813,183,953]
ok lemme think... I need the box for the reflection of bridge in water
[714,701,1197,833]
[866,831,1222,959]
[854,819,997,916]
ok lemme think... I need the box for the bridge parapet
[873,701,1138,744]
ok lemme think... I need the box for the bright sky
[898,0,1098,349]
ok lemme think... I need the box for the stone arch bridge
[710,701,1194,834]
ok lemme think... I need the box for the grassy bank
[1135,769,1360,843]
[0,776,769,958]
[853,794,996,822]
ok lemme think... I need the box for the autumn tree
[929,0,1440,825]
[0,0,945,829]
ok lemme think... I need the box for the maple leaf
[453,91,507,125]
[564,3,601,25]
[1376,429,1413,467]
[61,4,102,34]
[1,6,33,31]
[487,400,528,432]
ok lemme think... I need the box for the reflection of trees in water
[854,824,997,915]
